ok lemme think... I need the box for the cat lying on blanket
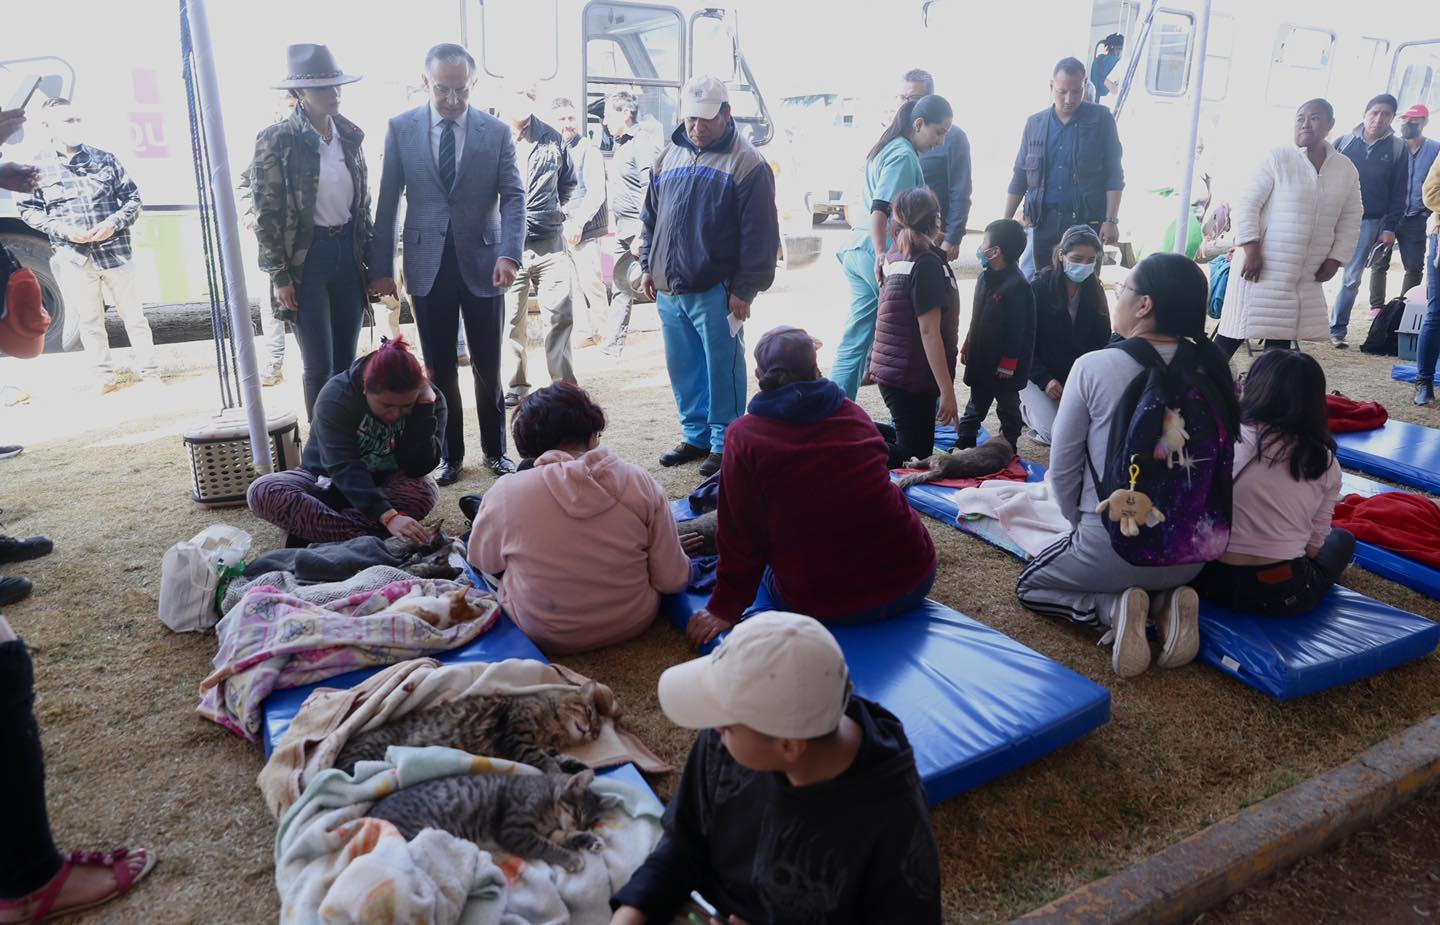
[390,523,464,580]
[366,769,620,873]
[389,587,493,630]
[334,681,620,775]
[896,435,1016,490]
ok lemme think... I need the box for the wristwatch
[1103,216,1120,224]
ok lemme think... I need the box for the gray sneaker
[1152,586,1200,669]
[1099,587,1151,679]
[1330,336,1348,349]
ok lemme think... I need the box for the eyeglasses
[1114,280,1144,298]
[431,83,472,102]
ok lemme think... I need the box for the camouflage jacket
[248,109,372,311]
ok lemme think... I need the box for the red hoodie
[707,380,937,622]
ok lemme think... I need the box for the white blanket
[275,745,664,925]
[954,477,1071,559]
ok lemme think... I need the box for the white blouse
[312,134,354,227]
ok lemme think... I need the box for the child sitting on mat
[609,612,941,925]
[955,219,1035,451]
[1192,350,1356,615]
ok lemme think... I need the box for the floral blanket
[198,578,499,740]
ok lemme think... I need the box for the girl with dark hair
[683,326,938,649]
[1017,252,1240,678]
[247,337,443,545]
[466,382,692,654]
[869,187,961,467]
[832,94,954,399]
[955,219,1035,450]
[1192,351,1354,614]
[1020,224,1111,445]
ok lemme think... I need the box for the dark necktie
[439,119,456,191]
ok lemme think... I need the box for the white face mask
[54,123,84,148]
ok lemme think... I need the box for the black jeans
[956,386,1023,449]
[1033,210,1101,273]
[1213,335,1294,359]
[1,639,63,898]
[411,234,507,464]
[878,384,937,468]
[1372,212,1429,308]
[1193,529,1356,616]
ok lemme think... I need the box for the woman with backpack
[1016,252,1240,678]
[869,187,961,467]
[1019,224,1111,446]
[1192,351,1354,614]
[831,94,954,399]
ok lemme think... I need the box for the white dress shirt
[312,134,354,227]
[429,102,467,174]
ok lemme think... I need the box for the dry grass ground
[2,240,1437,924]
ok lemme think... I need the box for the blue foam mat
[1335,421,1440,495]
[1394,363,1417,383]
[906,463,1439,698]
[1338,473,1440,600]
[662,583,1109,805]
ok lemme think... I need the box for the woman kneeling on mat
[1020,225,1111,446]
[684,325,937,649]
[1192,350,1355,614]
[248,337,442,546]
[467,382,693,655]
[1015,253,1240,678]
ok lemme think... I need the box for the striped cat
[334,681,618,774]
[366,769,619,872]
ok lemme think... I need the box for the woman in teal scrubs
[832,95,954,399]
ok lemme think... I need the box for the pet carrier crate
[184,408,300,507]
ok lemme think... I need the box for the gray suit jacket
[369,104,525,298]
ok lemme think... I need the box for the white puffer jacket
[1217,142,1362,342]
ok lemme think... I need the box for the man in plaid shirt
[18,98,158,391]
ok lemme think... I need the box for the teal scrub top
[843,136,924,259]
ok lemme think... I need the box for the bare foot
[0,849,154,923]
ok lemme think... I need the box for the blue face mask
[1063,260,1095,283]
[976,247,990,269]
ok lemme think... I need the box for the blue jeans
[761,564,936,625]
[1417,235,1440,382]
[1330,216,1383,339]
[294,227,367,418]
[833,244,880,399]
[657,284,745,453]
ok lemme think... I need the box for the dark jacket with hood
[611,696,942,925]
[871,243,960,395]
[706,378,935,622]
[963,264,1036,393]
[516,115,578,248]
[299,352,446,523]
[1028,265,1111,390]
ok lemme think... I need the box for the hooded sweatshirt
[707,379,936,622]
[466,445,691,654]
[611,696,942,925]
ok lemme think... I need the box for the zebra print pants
[247,469,439,543]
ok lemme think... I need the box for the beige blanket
[258,657,673,818]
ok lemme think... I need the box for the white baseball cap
[658,611,851,739]
[680,76,729,121]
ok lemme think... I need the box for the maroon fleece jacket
[707,394,937,622]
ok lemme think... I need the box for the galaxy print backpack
[1088,337,1234,566]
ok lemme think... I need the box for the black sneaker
[0,576,32,607]
[659,442,708,467]
[0,445,21,460]
[0,535,52,565]
[697,453,723,478]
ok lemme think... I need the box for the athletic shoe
[1098,587,1151,678]
[261,368,284,387]
[1331,336,1348,349]
[100,380,123,395]
[1152,585,1200,669]
[0,445,21,460]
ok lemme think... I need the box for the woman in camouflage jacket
[249,43,374,418]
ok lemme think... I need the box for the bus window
[481,0,558,80]
[1145,10,1194,97]
[690,9,773,145]
[1392,41,1440,116]
[1201,13,1235,102]
[584,4,684,147]
[1266,24,1335,108]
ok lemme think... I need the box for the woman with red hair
[248,337,444,544]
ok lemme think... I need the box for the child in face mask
[956,219,1035,449]
[1019,224,1113,444]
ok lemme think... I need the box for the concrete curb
[1011,714,1440,925]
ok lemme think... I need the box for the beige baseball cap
[658,611,851,739]
[680,75,729,120]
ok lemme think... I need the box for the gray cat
[896,435,1016,489]
[334,681,618,775]
[366,769,619,872]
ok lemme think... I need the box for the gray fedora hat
[272,44,361,90]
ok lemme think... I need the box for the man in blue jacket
[641,76,780,478]
[900,68,972,258]
[1003,58,1125,274]
[1330,93,1407,348]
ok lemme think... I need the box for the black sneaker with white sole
[0,445,21,460]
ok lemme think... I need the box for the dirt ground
[2,234,1437,924]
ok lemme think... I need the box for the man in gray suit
[369,43,524,483]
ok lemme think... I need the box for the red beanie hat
[0,268,50,359]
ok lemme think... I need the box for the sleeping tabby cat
[334,680,618,774]
[366,769,619,872]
